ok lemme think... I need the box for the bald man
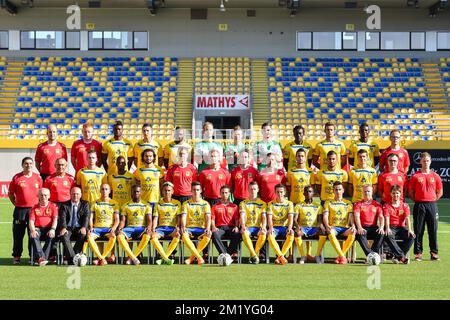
[44,158,76,207]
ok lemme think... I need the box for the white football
[73,253,88,267]
[217,253,232,266]
[366,252,381,265]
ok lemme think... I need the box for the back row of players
[8,120,443,265]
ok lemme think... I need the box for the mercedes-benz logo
[413,152,422,165]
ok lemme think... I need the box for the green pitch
[0,198,449,300]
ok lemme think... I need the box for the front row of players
[30,178,414,266]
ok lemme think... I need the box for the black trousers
[383,227,414,259]
[355,226,384,256]
[413,201,439,254]
[30,227,55,261]
[59,228,87,260]
[12,207,31,258]
[212,226,241,255]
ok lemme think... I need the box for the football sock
[196,234,210,253]
[268,235,283,257]
[316,235,327,256]
[117,234,137,260]
[102,237,116,258]
[328,233,345,257]
[87,235,104,260]
[242,232,257,257]
[254,234,266,254]
[342,234,356,255]
[182,232,202,260]
[82,241,88,254]
[295,237,306,257]
[134,234,151,257]
[306,241,312,256]
[281,234,295,256]
[165,237,180,257]
[151,237,170,260]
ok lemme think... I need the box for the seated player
[151,182,182,265]
[266,184,295,265]
[383,185,415,264]
[317,181,356,264]
[87,184,120,266]
[239,181,267,264]
[180,182,211,265]
[354,184,385,260]
[116,185,153,266]
[294,186,325,264]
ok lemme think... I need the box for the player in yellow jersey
[315,151,348,202]
[134,149,165,208]
[239,181,267,264]
[87,184,119,266]
[76,150,107,205]
[108,156,134,207]
[101,121,134,175]
[312,122,347,169]
[163,126,192,168]
[116,185,153,266]
[348,122,380,168]
[349,149,378,203]
[316,181,356,264]
[267,184,295,265]
[133,123,164,169]
[294,186,325,264]
[151,182,182,265]
[180,182,211,265]
[283,125,313,171]
[286,148,314,204]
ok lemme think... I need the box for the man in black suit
[58,187,90,264]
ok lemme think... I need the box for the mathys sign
[195,95,250,110]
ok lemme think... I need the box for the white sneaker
[299,256,307,264]
[315,256,323,264]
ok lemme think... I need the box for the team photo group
[8,119,443,267]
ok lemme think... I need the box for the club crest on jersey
[218,174,224,180]
[398,153,403,158]
[372,207,377,213]
[398,176,403,182]
[418,177,424,183]
[35,183,40,188]
[276,175,281,181]
[63,181,68,186]
[236,173,243,179]
[56,149,61,154]
[206,174,212,180]
[430,177,435,183]
[227,208,233,214]
[399,210,404,215]
[185,171,191,177]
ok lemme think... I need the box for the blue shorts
[121,227,146,239]
[301,227,319,237]
[272,226,287,238]
[186,227,205,237]
[247,227,260,237]
[333,227,348,235]
[156,226,176,237]
[92,227,112,237]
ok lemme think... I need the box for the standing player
[8,157,42,264]
[151,182,182,265]
[133,123,164,169]
[116,185,153,266]
[294,186,324,264]
[379,129,410,174]
[134,149,165,209]
[377,153,408,204]
[239,181,267,264]
[231,149,258,206]
[286,148,314,205]
[257,153,286,204]
[348,149,378,203]
[165,147,198,204]
[383,185,415,264]
[108,156,134,208]
[316,182,356,264]
[102,120,134,175]
[163,126,192,169]
[266,184,295,265]
[312,122,346,170]
[35,124,68,182]
[76,150,107,205]
[199,149,231,206]
[28,188,58,266]
[408,152,443,261]
[225,125,250,172]
[253,122,283,171]
[283,125,313,172]
[71,122,102,176]
[180,182,211,265]
[211,186,241,262]
[194,122,224,174]
[348,122,380,168]
[44,158,75,207]
[315,151,348,203]
[87,184,120,266]
[354,185,385,258]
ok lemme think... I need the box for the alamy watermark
[66,266,81,290]
[366,266,381,290]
